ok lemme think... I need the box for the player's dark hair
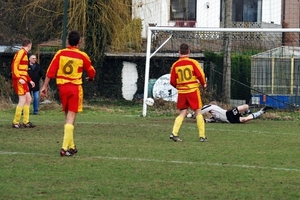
[68,30,81,46]
[179,43,189,55]
[22,39,32,47]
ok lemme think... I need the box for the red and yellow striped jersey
[170,56,206,94]
[11,48,31,82]
[46,46,96,85]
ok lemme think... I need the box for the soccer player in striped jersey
[11,39,36,128]
[169,43,207,142]
[41,30,96,157]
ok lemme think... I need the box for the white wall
[122,61,138,100]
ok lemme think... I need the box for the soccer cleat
[12,123,23,128]
[23,122,36,128]
[60,148,73,157]
[169,134,182,142]
[199,137,208,142]
[68,147,78,155]
[261,106,273,113]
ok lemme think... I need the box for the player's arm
[169,66,177,87]
[46,53,60,78]
[26,64,34,86]
[193,61,206,87]
[26,74,32,83]
[86,66,96,81]
[82,53,96,81]
[201,104,212,114]
[12,52,23,80]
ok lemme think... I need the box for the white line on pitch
[0,151,299,172]
[0,119,298,135]
[187,126,298,135]
[92,156,300,172]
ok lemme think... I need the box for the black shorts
[226,107,242,123]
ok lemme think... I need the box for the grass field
[0,101,300,199]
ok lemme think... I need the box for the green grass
[0,103,300,199]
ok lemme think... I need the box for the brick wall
[283,0,300,46]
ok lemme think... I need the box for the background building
[132,0,299,38]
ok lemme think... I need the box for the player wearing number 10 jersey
[169,43,207,142]
[41,30,96,156]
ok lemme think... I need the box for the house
[132,0,299,38]
[0,45,21,53]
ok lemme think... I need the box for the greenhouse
[251,46,300,109]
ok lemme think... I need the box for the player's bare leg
[237,104,250,113]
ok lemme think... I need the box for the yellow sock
[23,105,30,124]
[13,105,23,124]
[172,116,184,136]
[62,124,74,150]
[196,114,206,138]
[69,126,76,149]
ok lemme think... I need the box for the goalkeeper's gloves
[205,117,216,123]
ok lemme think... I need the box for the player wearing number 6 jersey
[169,43,207,142]
[41,30,96,157]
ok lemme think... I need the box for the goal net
[142,27,300,117]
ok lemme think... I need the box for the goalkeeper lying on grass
[189,101,272,123]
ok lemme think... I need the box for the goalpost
[142,27,300,117]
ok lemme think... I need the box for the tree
[0,0,34,44]
[0,0,138,55]
[222,0,232,104]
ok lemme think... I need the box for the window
[221,0,262,22]
[233,0,261,22]
[170,0,196,21]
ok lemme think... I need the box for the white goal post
[142,27,300,117]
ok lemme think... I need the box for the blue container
[148,79,157,98]
[252,94,298,109]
